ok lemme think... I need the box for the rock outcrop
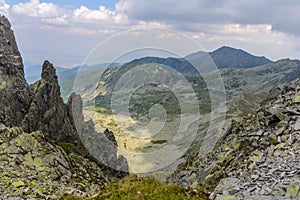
[0,125,109,199]
[0,15,78,143]
[22,61,78,143]
[0,15,128,198]
[0,15,30,127]
[170,80,300,199]
[82,121,129,177]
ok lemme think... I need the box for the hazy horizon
[1,0,299,67]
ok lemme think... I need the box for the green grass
[58,141,90,156]
[60,176,208,200]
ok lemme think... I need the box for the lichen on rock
[0,125,109,199]
[0,15,128,199]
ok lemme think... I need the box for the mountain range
[25,45,273,82]
[1,15,300,199]
[24,45,276,102]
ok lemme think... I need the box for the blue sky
[1,0,300,67]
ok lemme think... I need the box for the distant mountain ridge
[24,46,281,101]
[210,46,272,68]
[25,63,119,102]
[120,46,273,75]
[186,46,272,69]
[25,46,272,84]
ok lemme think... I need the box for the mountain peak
[41,60,59,82]
[213,46,255,56]
[0,15,21,57]
[0,15,30,126]
[210,46,272,68]
[218,45,237,50]
[0,16,76,143]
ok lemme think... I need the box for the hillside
[170,79,300,199]
[90,56,300,115]
[79,52,300,178]
[24,46,272,102]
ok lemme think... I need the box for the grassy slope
[60,176,208,200]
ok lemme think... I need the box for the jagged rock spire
[22,60,79,143]
[0,16,78,143]
[0,15,22,59]
[0,15,30,126]
[0,16,129,184]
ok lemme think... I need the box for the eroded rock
[0,125,108,199]
[170,78,300,200]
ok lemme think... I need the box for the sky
[1,0,300,67]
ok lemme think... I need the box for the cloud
[133,21,170,29]
[65,27,115,36]
[12,0,63,18]
[6,0,300,38]
[115,0,233,23]
[187,23,295,60]
[0,0,9,16]
[5,0,300,67]
[73,5,127,24]
[42,15,68,25]
[230,0,300,37]
[190,24,284,45]
[115,0,300,37]
[41,25,115,36]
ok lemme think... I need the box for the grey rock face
[67,92,84,136]
[0,15,128,179]
[81,120,129,174]
[0,125,109,199]
[0,17,128,199]
[22,61,78,143]
[0,15,78,143]
[0,15,30,126]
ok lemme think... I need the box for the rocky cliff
[0,15,127,199]
[22,60,78,143]
[0,15,30,127]
[0,15,78,143]
[0,125,109,199]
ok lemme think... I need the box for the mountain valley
[1,14,300,200]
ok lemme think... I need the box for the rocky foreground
[170,81,300,199]
[0,126,110,199]
[0,15,128,199]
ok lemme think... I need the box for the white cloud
[0,0,9,16]
[5,0,300,66]
[192,33,205,39]
[73,5,127,24]
[42,15,68,25]
[133,21,169,29]
[64,27,115,36]
[199,24,273,36]
[12,0,63,18]
[41,25,115,36]
[187,23,296,60]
